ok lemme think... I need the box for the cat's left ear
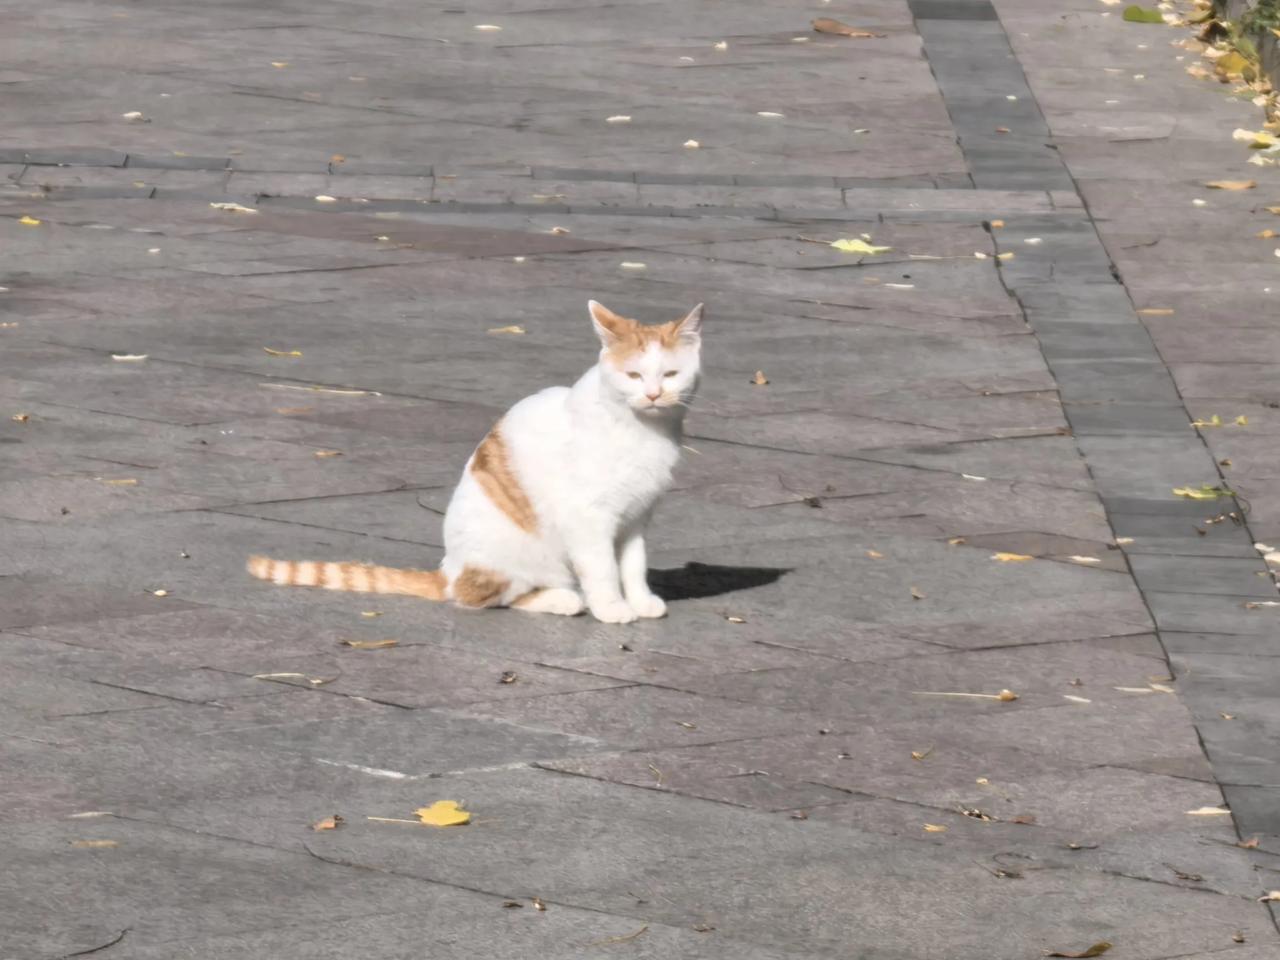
[674,303,704,345]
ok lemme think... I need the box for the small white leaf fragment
[1192,198,1207,206]
[714,41,728,50]
[147,247,161,254]
[884,283,915,290]
[121,111,146,120]
[487,325,526,335]
[606,115,632,124]
[210,202,257,213]
[152,589,168,597]
[757,111,785,118]
[1063,695,1092,704]
[1186,806,1231,816]
[1024,237,1043,245]
[111,354,148,361]
[314,195,337,203]
[1068,555,1101,564]
[961,474,987,481]
[1115,537,1134,545]
[1115,686,1155,694]
[474,24,502,31]
[619,261,646,270]
[684,139,700,149]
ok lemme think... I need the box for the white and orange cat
[248,300,704,623]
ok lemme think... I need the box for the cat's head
[588,300,703,415]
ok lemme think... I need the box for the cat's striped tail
[246,555,447,600]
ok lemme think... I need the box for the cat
[248,299,704,624]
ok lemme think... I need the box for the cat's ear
[674,303,704,345]
[588,300,630,345]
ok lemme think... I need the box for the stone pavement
[2,0,1279,957]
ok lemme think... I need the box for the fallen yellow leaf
[989,219,1004,228]
[487,325,525,335]
[70,839,118,848]
[271,61,289,68]
[1138,307,1174,316]
[910,586,925,600]
[310,814,343,831]
[751,370,769,386]
[11,413,30,423]
[1172,484,1233,500]
[415,801,471,827]
[1233,128,1278,149]
[991,552,1034,562]
[1205,180,1257,190]
[831,237,891,255]
[866,549,884,559]
[923,823,947,832]
[812,18,884,38]
[360,611,382,618]
[1258,229,1277,239]
[264,347,303,357]
[99,477,138,486]
[339,638,398,649]
[910,748,933,760]
[1191,414,1222,427]
[18,215,41,226]
[1235,415,1248,426]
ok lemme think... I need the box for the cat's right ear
[588,300,629,345]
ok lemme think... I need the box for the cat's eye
[663,370,679,378]
[626,371,642,380]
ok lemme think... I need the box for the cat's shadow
[648,561,790,601]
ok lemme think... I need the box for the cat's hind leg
[511,587,585,616]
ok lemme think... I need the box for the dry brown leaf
[1258,229,1277,239]
[812,18,885,38]
[923,823,947,832]
[866,549,884,559]
[499,671,517,684]
[71,839,118,848]
[1259,891,1280,902]
[989,219,1004,228]
[725,614,746,623]
[1045,943,1112,959]
[11,413,30,423]
[264,347,303,357]
[310,814,344,831]
[751,370,769,386]
[1010,813,1037,825]
[1205,179,1256,190]
[910,747,934,761]
[314,449,343,458]
[532,896,547,911]
[339,639,398,649]
[1238,836,1260,848]
[330,154,345,164]
[1138,307,1174,316]
[947,536,966,545]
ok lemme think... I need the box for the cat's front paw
[628,593,667,619]
[589,599,638,624]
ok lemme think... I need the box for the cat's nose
[644,389,662,402]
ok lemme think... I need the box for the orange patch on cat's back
[470,423,539,534]
[452,565,510,608]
